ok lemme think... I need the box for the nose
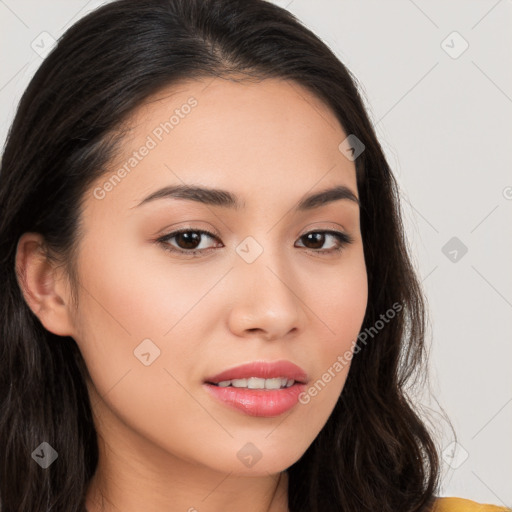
[226,242,306,342]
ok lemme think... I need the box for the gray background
[1,0,511,505]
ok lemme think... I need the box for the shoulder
[432,497,511,512]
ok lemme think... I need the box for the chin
[214,446,306,477]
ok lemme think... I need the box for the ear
[15,232,76,337]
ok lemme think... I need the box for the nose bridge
[229,232,303,336]
[235,232,290,292]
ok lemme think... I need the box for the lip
[204,360,308,385]
[203,360,308,418]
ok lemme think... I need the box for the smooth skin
[15,77,368,512]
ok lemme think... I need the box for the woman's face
[68,77,368,476]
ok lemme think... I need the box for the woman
[0,0,508,511]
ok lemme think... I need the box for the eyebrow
[135,184,360,211]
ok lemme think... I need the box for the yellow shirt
[434,497,511,511]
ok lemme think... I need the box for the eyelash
[156,227,353,257]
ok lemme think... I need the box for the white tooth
[219,377,293,389]
[265,377,284,390]
[247,377,266,389]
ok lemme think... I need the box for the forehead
[88,77,357,213]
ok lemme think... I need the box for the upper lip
[204,360,308,384]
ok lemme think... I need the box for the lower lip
[203,382,306,417]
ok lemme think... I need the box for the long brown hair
[0,1,440,510]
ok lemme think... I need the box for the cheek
[71,234,233,422]
[307,245,368,355]
[295,247,367,420]
[73,230,221,342]
[72,240,224,464]
[69,235,196,392]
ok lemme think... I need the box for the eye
[295,230,353,255]
[156,228,353,257]
[157,228,221,257]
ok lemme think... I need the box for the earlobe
[15,232,76,337]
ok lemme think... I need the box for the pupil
[305,232,324,249]
[177,232,200,249]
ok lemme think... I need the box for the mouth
[203,360,308,417]
[206,376,299,389]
